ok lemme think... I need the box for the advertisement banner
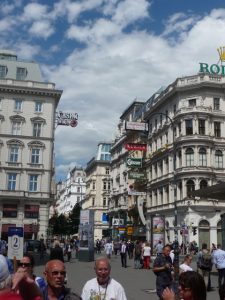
[128,171,147,180]
[79,210,94,250]
[125,143,147,151]
[125,121,148,132]
[152,215,165,249]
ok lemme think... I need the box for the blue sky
[1,0,225,181]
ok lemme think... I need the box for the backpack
[200,251,212,270]
[135,245,141,256]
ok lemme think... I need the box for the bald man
[81,257,127,300]
[43,259,81,300]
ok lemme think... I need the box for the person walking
[104,240,113,259]
[133,240,142,269]
[155,240,163,256]
[212,244,225,288]
[81,257,127,300]
[153,244,173,300]
[50,240,64,262]
[142,241,151,269]
[197,243,212,291]
[120,241,128,268]
[179,254,193,273]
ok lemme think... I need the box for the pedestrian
[155,240,163,256]
[65,240,73,262]
[120,241,128,268]
[212,243,225,288]
[104,240,113,259]
[18,252,46,293]
[96,239,101,254]
[43,259,81,300]
[153,244,173,300]
[162,271,206,300]
[142,241,151,269]
[38,239,46,261]
[0,254,43,300]
[197,243,212,291]
[127,240,134,259]
[179,254,193,273]
[81,256,127,300]
[133,240,142,269]
[50,240,64,262]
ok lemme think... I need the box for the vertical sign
[79,210,94,251]
[8,227,24,260]
[151,215,165,251]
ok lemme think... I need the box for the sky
[1,0,225,181]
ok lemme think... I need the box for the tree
[67,203,81,235]
[49,213,69,236]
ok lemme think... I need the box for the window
[199,148,207,166]
[106,168,110,175]
[9,146,19,162]
[100,153,111,161]
[3,204,17,218]
[29,175,38,192]
[173,104,176,114]
[215,150,223,168]
[186,148,194,166]
[16,67,27,80]
[92,198,95,206]
[14,99,22,111]
[35,102,42,113]
[188,99,196,107]
[24,205,39,218]
[200,180,208,189]
[199,119,205,135]
[214,98,220,110]
[214,122,221,137]
[160,114,163,126]
[33,122,42,137]
[31,149,40,164]
[103,197,107,206]
[185,119,193,135]
[77,187,81,193]
[12,121,21,135]
[8,173,17,190]
[155,119,157,130]
[108,181,110,190]
[92,181,96,190]
[186,180,195,197]
[103,181,107,190]
[101,144,111,152]
[178,122,181,135]
[0,65,7,78]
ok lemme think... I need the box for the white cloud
[22,3,49,21]
[29,20,55,39]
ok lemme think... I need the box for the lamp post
[149,112,179,290]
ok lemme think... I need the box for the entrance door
[217,220,222,246]
[199,220,210,249]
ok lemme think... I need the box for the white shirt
[213,248,225,269]
[81,278,127,300]
[179,263,193,272]
[143,246,151,256]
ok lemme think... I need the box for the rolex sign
[126,157,142,168]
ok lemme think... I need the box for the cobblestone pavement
[34,252,220,300]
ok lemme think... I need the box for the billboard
[79,210,94,250]
[152,215,165,249]
[125,121,148,132]
[125,143,147,151]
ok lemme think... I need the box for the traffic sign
[8,227,24,260]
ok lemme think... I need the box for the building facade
[0,50,62,240]
[55,167,86,215]
[110,72,225,248]
[83,142,112,240]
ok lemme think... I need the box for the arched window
[186,179,195,197]
[215,150,223,168]
[199,148,207,166]
[200,180,207,189]
[186,148,194,166]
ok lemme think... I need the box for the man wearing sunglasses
[19,253,46,294]
[43,259,81,300]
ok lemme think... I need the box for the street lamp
[149,112,179,290]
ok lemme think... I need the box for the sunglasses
[50,271,66,276]
[19,262,31,267]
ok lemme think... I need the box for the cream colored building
[109,72,225,248]
[83,142,111,240]
[0,50,62,240]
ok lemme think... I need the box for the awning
[191,182,225,200]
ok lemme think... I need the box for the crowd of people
[1,237,225,300]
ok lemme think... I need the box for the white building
[0,50,62,240]
[55,167,86,215]
[110,72,225,248]
[83,142,112,240]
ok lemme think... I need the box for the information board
[8,227,24,260]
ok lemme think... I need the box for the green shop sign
[128,171,146,179]
[199,47,225,75]
[126,157,142,168]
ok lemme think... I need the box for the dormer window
[16,67,27,80]
[0,65,7,78]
